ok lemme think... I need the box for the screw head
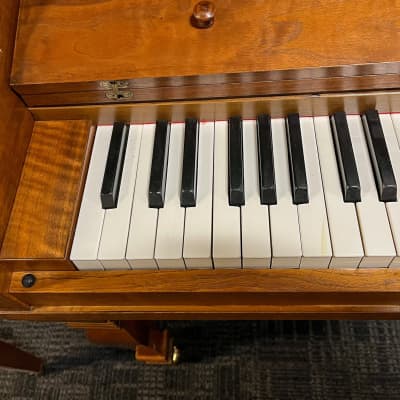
[22,274,36,288]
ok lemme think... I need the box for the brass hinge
[100,80,133,100]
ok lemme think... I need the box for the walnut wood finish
[0,340,43,373]
[11,0,400,105]
[83,321,147,348]
[191,1,216,29]
[4,269,400,320]
[18,74,400,107]
[135,328,175,364]
[0,272,28,310]
[0,121,94,271]
[0,0,33,246]
[69,320,174,363]
[28,91,400,125]
[0,0,34,310]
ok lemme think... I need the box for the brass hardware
[171,346,180,364]
[100,80,133,100]
[191,1,215,29]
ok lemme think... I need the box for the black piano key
[256,114,277,205]
[362,110,397,202]
[330,112,361,203]
[228,116,245,206]
[180,118,199,207]
[286,113,309,204]
[100,122,129,209]
[148,120,171,208]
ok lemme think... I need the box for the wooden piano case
[11,0,400,106]
[1,0,400,363]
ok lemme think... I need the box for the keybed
[71,111,400,270]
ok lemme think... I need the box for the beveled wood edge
[2,305,400,321]
[28,90,400,124]
[8,269,400,318]
[10,268,400,294]
[10,269,400,294]
[6,269,400,319]
[12,63,400,94]
[16,74,400,107]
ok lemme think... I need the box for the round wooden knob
[191,1,215,29]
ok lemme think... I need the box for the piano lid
[11,0,400,106]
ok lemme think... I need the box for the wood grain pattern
[29,90,400,125]
[0,0,33,247]
[0,0,34,310]
[0,272,28,310]
[3,305,400,321]
[0,120,93,268]
[11,0,400,105]
[17,74,400,106]
[8,269,400,318]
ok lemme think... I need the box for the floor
[0,320,399,399]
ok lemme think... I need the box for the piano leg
[0,340,43,373]
[69,321,179,365]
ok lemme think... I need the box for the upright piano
[1,0,400,363]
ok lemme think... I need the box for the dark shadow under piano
[0,320,398,400]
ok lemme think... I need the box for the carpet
[0,320,399,399]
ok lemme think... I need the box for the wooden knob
[191,1,215,29]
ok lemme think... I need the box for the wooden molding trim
[4,269,400,318]
[29,90,400,125]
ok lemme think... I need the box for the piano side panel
[0,0,33,247]
[0,120,94,270]
[0,0,34,310]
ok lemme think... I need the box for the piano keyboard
[70,111,400,270]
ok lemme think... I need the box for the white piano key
[97,124,142,269]
[70,125,112,270]
[298,117,332,268]
[183,122,214,269]
[313,117,363,268]
[155,123,186,268]
[241,120,271,268]
[269,118,302,268]
[391,114,400,144]
[390,113,400,267]
[347,115,395,268]
[126,124,158,269]
[213,121,241,268]
[381,114,400,267]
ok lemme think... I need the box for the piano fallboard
[11,0,400,106]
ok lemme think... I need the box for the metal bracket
[100,80,133,100]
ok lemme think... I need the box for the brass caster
[171,345,181,364]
